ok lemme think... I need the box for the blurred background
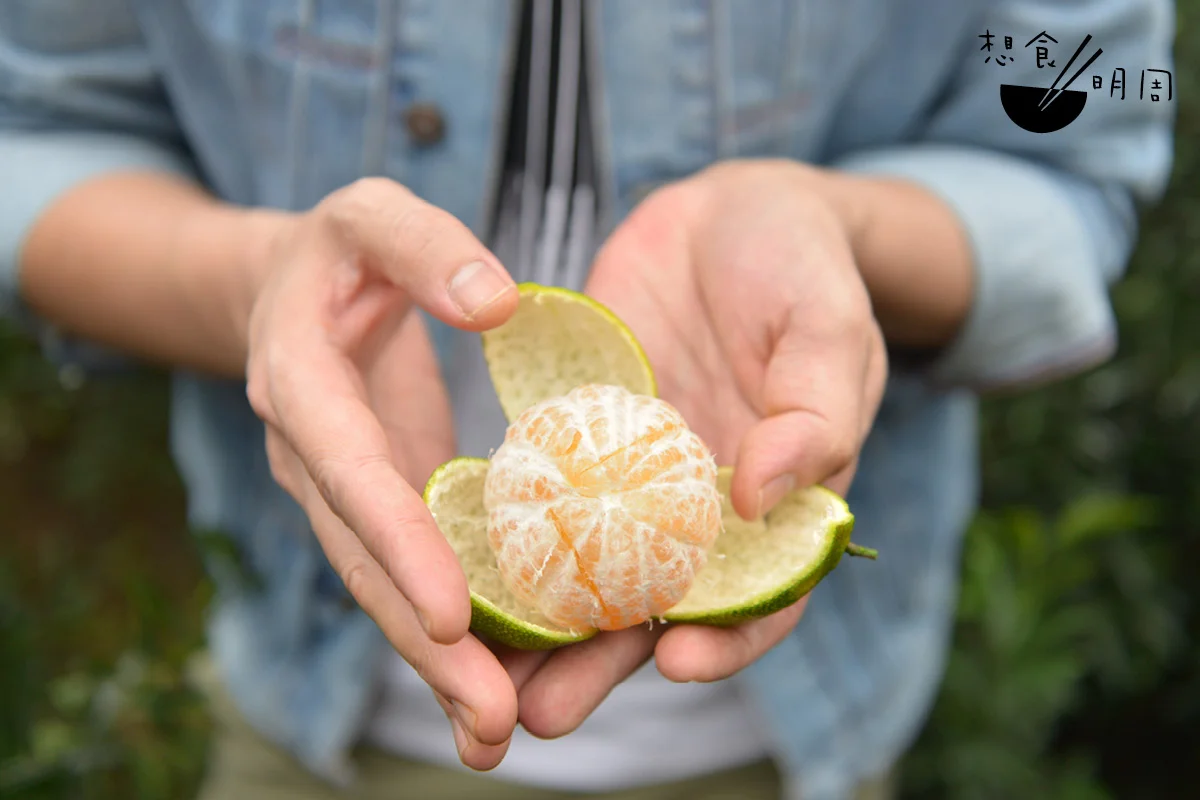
[2,7,1199,800]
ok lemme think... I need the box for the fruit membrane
[483,383,722,631]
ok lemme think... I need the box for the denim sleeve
[0,0,199,362]
[832,0,1176,392]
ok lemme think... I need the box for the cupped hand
[510,160,888,739]
[240,177,524,768]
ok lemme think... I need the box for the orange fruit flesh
[483,384,722,631]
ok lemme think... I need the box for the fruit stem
[845,542,878,560]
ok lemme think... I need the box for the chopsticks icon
[1038,35,1103,111]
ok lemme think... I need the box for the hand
[509,160,888,739]
[241,178,524,768]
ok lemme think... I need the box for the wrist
[807,167,975,350]
[173,202,297,375]
[800,167,873,258]
[230,207,297,355]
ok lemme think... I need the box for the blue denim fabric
[0,1,1175,798]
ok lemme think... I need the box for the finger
[267,333,472,645]
[294,465,518,749]
[432,690,513,771]
[264,424,306,500]
[655,599,808,683]
[492,644,553,692]
[517,628,660,739]
[730,322,874,520]
[860,325,889,440]
[822,455,859,500]
[362,310,457,488]
[821,329,887,499]
[322,178,519,329]
[732,409,857,520]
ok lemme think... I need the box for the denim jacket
[0,2,1174,798]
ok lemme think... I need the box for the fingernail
[756,474,795,518]
[448,260,512,320]
[449,714,470,757]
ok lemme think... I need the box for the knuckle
[405,639,438,677]
[264,432,297,495]
[253,340,288,384]
[808,410,858,473]
[799,276,872,335]
[347,175,389,195]
[828,431,858,470]
[245,376,273,422]
[374,508,430,578]
[308,450,349,510]
[268,458,293,497]
[339,176,405,208]
[386,203,456,268]
[321,177,412,236]
[245,343,296,426]
[826,292,868,336]
[340,558,375,607]
[308,448,392,519]
[869,321,888,358]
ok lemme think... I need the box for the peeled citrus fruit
[423,283,877,650]
[484,383,723,632]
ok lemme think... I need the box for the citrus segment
[481,283,657,423]
[484,384,722,631]
[423,457,596,649]
[662,467,858,625]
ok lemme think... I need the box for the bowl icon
[1000,84,1088,134]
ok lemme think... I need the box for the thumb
[320,177,519,330]
[730,323,869,520]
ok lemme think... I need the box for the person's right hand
[240,177,521,768]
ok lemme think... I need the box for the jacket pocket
[180,0,390,207]
[713,0,884,159]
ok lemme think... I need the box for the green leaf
[1054,494,1161,548]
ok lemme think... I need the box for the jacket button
[404,102,446,145]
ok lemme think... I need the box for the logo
[978,29,1174,134]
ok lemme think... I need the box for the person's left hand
[499,159,888,742]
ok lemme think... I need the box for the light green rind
[481,283,658,423]
[661,467,857,626]
[423,457,597,650]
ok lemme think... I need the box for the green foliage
[0,328,211,799]
[0,652,210,800]
[902,498,1182,799]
